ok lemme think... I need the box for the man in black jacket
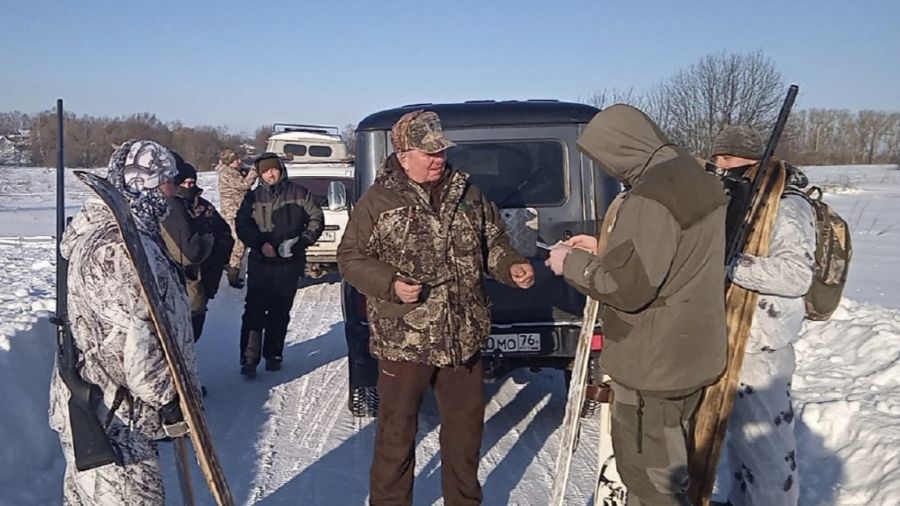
[162,152,234,341]
[236,152,324,377]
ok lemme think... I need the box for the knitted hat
[170,151,198,185]
[254,152,284,174]
[711,126,764,160]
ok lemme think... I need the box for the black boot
[241,330,262,378]
[226,267,244,288]
[265,357,283,371]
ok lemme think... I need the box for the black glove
[160,397,184,425]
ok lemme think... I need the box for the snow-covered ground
[0,164,898,505]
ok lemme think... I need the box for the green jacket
[564,104,728,394]
[338,155,526,366]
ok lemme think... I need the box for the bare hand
[510,262,535,289]
[544,244,573,276]
[261,242,277,258]
[564,234,598,254]
[393,279,422,304]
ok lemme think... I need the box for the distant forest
[1,52,898,168]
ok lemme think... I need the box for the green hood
[576,104,679,186]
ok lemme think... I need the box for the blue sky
[2,0,898,135]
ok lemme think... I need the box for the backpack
[785,186,852,320]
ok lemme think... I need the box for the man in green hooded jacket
[547,104,728,505]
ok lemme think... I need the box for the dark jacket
[563,104,728,394]
[337,155,526,367]
[235,169,324,268]
[162,188,234,313]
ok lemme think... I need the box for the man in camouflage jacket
[338,110,535,506]
[216,148,257,287]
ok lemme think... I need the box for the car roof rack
[272,123,339,135]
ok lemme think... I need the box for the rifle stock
[54,98,121,471]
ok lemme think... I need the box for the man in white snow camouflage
[710,126,817,506]
[49,140,202,505]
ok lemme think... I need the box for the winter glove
[160,397,190,439]
[278,237,300,258]
[160,397,184,425]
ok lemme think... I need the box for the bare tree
[648,51,784,155]
[584,88,647,110]
[883,113,900,166]
[340,123,357,156]
[854,110,897,164]
[254,125,271,154]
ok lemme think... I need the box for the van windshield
[446,140,566,208]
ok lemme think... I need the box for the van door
[444,125,589,325]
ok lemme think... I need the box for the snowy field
[0,164,898,505]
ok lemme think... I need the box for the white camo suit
[719,193,816,506]
[49,141,200,505]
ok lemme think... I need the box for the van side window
[447,140,566,208]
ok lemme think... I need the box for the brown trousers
[370,357,485,506]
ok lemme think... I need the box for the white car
[265,124,354,277]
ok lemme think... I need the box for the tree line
[16,111,251,170]
[587,51,900,166]
[0,110,356,169]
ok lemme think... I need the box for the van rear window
[446,140,566,207]
[284,144,307,156]
[308,145,333,158]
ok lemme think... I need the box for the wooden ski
[550,296,601,506]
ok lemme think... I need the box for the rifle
[52,99,122,471]
[724,85,799,265]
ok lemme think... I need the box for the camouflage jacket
[216,161,257,219]
[338,155,526,367]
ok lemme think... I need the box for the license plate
[484,333,541,353]
[317,231,336,242]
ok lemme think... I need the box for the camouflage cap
[390,110,455,154]
[219,148,239,165]
[711,126,764,160]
